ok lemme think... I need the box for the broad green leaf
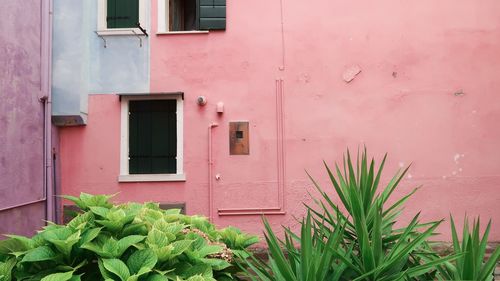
[117,235,145,255]
[80,193,114,208]
[145,273,168,281]
[102,258,130,281]
[198,245,223,258]
[21,246,57,263]
[89,206,110,218]
[171,240,193,256]
[0,258,16,281]
[147,229,169,247]
[127,249,157,274]
[40,271,74,281]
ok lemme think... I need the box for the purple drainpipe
[42,0,55,223]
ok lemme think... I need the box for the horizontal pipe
[218,211,286,216]
[218,207,282,212]
[0,199,46,212]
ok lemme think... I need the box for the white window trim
[156,0,209,35]
[119,94,185,182]
[97,0,147,36]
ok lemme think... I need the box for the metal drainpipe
[208,123,218,222]
[44,0,55,223]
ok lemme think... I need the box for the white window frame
[156,0,208,34]
[119,94,185,182]
[97,0,148,36]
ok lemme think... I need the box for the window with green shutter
[128,100,177,174]
[199,0,226,30]
[160,0,226,32]
[107,0,139,28]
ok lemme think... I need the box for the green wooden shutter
[129,100,177,174]
[107,0,139,28]
[198,0,226,30]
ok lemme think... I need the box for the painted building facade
[0,0,55,236]
[53,0,500,240]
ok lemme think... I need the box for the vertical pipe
[208,123,218,222]
[279,79,285,210]
[43,0,55,223]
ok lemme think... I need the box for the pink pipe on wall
[208,123,218,222]
[217,79,287,216]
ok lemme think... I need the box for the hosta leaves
[117,235,145,254]
[198,246,223,258]
[89,206,110,218]
[127,249,157,275]
[146,274,168,281]
[82,235,144,258]
[147,229,169,247]
[80,193,114,209]
[67,212,94,231]
[0,193,256,281]
[0,238,30,256]
[42,228,81,257]
[21,246,57,263]
[40,271,74,281]
[200,258,231,271]
[171,240,193,256]
[102,258,130,281]
[0,258,16,281]
[151,245,174,262]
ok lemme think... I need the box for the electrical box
[229,121,249,155]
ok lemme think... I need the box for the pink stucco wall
[60,0,500,240]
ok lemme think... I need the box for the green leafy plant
[436,216,500,281]
[240,212,349,281]
[242,149,467,281]
[0,193,258,281]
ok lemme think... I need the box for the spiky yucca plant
[242,149,460,281]
[436,216,500,281]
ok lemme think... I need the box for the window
[97,0,147,35]
[106,0,139,29]
[119,94,184,182]
[157,0,226,33]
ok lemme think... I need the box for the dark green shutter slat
[129,100,177,174]
[107,0,117,28]
[200,6,225,18]
[107,0,139,28]
[198,0,226,30]
[200,0,225,5]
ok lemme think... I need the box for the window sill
[156,31,209,35]
[118,174,186,182]
[96,28,147,36]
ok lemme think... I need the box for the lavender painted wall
[0,0,52,236]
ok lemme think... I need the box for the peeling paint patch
[342,65,361,83]
[454,153,465,164]
[454,90,465,97]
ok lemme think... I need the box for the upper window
[97,0,147,35]
[119,94,184,182]
[157,0,226,33]
[106,0,139,28]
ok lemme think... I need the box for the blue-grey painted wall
[52,0,150,125]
